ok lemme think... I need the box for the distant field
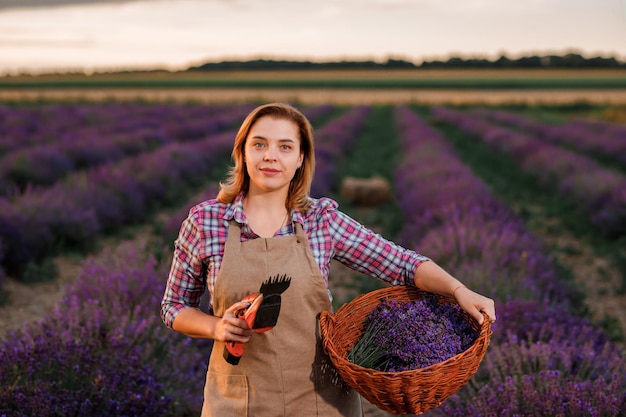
[2,69,626,104]
[3,88,626,106]
[2,68,626,89]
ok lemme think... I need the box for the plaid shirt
[161,193,429,328]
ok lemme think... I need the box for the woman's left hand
[413,261,496,325]
[454,286,496,325]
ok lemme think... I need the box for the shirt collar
[223,191,306,228]
[222,192,246,224]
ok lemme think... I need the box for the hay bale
[340,176,392,207]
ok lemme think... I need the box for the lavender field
[0,102,624,416]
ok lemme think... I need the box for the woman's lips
[260,168,280,176]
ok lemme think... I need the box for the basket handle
[318,310,336,354]
[480,311,494,336]
[319,310,335,333]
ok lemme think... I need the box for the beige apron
[201,221,362,417]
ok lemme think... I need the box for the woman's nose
[264,146,277,161]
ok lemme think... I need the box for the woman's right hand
[213,301,255,343]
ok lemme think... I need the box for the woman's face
[244,116,303,196]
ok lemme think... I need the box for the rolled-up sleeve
[160,211,206,329]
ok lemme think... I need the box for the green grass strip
[3,77,626,90]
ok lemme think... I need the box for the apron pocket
[202,370,248,417]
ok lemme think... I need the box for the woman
[161,103,496,416]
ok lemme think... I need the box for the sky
[0,0,625,75]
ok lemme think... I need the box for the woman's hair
[217,103,315,212]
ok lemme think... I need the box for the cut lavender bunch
[347,294,478,372]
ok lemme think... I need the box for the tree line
[187,53,625,71]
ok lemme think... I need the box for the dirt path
[518,205,626,343]
[0,258,82,340]
[560,247,626,341]
[2,88,626,105]
[0,225,156,341]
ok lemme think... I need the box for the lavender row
[392,107,625,416]
[0,104,255,195]
[393,106,574,306]
[0,103,218,155]
[568,117,626,140]
[311,105,371,197]
[439,298,625,416]
[470,107,626,167]
[0,103,334,196]
[0,103,105,154]
[0,128,237,277]
[431,106,626,238]
[159,184,221,249]
[0,242,208,416]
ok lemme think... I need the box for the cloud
[0,26,94,48]
[365,0,430,9]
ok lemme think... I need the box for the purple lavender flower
[431,336,626,417]
[491,298,610,349]
[0,242,208,416]
[431,106,626,238]
[0,146,75,190]
[0,334,171,417]
[159,184,220,247]
[311,106,371,197]
[348,294,478,372]
[392,106,577,306]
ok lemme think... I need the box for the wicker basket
[319,285,492,415]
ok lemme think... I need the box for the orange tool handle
[223,294,264,365]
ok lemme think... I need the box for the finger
[482,301,497,323]
[227,323,252,338]
[479,307,496,324]
[225,301,252,317]
[226,325,254,343]
[472,309,484,325]
[224,314,252,331]
[226,333,250,343]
